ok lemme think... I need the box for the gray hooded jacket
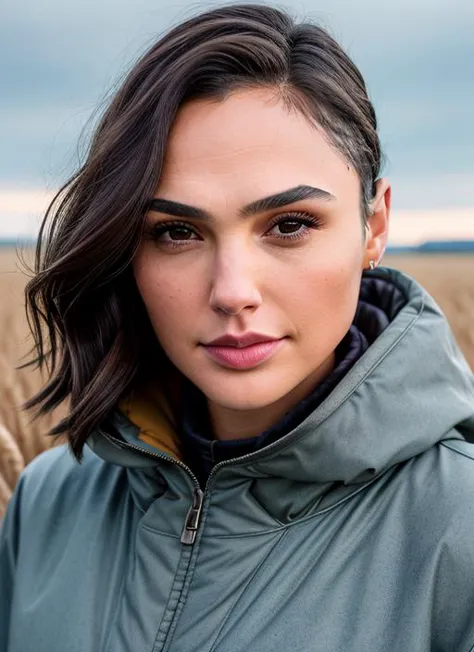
[1,267,474,652]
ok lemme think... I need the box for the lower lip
[202,339,285,370]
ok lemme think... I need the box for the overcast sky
[1,0,473,239]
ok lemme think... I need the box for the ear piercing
[369,260,376,270]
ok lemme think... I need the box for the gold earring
[369,260,376,270]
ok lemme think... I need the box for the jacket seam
[200,527,286,539]
[208,528,290,652]
[152,544,194,652]
[102,565,129,652]
[440,440,474,462]
[140,524,180,539]
[301,471,391,517]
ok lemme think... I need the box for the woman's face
[133,88,389,431]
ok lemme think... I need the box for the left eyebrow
[240,184,335,216]
[147,184,336,219]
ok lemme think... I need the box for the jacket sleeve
[431,504,474,652]
[0,476,24,652]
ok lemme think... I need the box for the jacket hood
[87,266,474,489]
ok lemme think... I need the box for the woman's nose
[209,249,263,316]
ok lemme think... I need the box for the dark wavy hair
[21,3,383,459]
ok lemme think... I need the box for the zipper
[101,418,297,545]
[181,487,204,544]
[101,430,205,544]
[101,430,242,545]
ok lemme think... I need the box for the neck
[208,351,336,442]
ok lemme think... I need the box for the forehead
[158,88,359,203]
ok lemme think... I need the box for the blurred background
[0,0,473,509]
[1,0,473,242]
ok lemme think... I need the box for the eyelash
[144,211,323,249]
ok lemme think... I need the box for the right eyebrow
[147,184,336,220]
[147,198,209,220]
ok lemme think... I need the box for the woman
[1,4,474,651]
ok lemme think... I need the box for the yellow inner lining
[118,377,184,461]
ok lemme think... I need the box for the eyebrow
[147,185,335,220]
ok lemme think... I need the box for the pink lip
[204,332,281,348]
[202,338,285,370]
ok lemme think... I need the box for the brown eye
[275,220,304,235]
[166,226,194,240]
[145,221,200,245]
[266,212,323,241]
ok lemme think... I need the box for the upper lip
[203,332,283,348]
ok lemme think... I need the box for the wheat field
[0,248,473,514]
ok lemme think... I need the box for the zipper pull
[181,487,204,545]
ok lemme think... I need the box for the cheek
[133,254,199,341]
[278,246,362,332]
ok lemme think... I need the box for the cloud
[1,0,473,211]
[389,207,474,245]
[389,171,474,211]
[0,189,53,238]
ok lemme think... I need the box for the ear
[363,178,391,269]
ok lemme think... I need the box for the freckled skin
[133,88,390,440]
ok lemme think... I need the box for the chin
[193,372,294,411]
